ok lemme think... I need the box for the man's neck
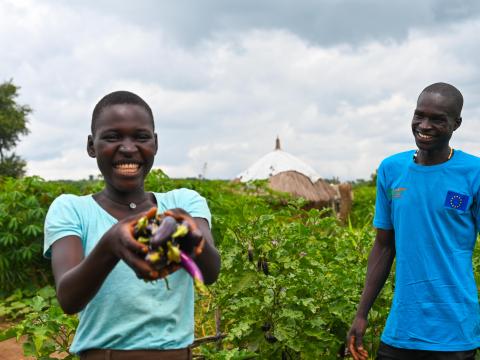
[414,146,453,165]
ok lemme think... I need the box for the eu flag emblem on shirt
[444,191,469,211]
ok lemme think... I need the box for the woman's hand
[162,208,205,256]
[130,207,220,284]
[102,207,160,280]
[131,207,206,278]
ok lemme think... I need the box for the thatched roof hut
[237,138,339,208]
[315,178,338,202]
[237,138,320,183]
[269,171,336,208]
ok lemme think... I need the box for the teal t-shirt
[44,189,211,354]
[374,150,480,351]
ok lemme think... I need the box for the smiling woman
[87,100,158,207]
[43,91,221,360]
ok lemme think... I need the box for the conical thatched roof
[315,179,338,201]
[237,138,320,182]
[236,138,341,209]
[269,171,335,207]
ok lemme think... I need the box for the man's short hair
[91,91,154,134]
[420,82,463,118]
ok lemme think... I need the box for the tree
[0,80,31,178]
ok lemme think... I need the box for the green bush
[199,198,391,359]
[0,176,103,294]
[0,285,78,359]
[1,174,392,359]
[0,177,57,293]
[349,184,376,229]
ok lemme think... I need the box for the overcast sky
[2,0,480,181]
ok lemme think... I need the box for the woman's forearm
[53,236,119,314]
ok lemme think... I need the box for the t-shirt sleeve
[44,194,83,259]
[373,163,393,230]
[473,181,480,234]
[167,188,212,228]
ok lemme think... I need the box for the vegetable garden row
[1,171,477,359]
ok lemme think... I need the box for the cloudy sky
[2,0,480,181]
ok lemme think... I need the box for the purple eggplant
[150,216,177,248]
[262,259,269,276]
[180,251,206,293]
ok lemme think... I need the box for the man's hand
[346,229,395,359]
[346,316,368,360]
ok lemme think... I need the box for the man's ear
[87,135,96,158]
[454,116,462,131]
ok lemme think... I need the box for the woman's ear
[87,135,96,158]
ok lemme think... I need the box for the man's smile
[416,131,433,140]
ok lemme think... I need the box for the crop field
[1,172,479,359]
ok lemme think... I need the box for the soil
[0,322,34,360]
[0,337,34,360]
[0,322,33,360]
[0,323,69,360]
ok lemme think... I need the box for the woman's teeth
[115,163,140,173]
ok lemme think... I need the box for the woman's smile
[113,162,142,176]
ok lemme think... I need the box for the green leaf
[31,295,46,312]
[22,340,36,356]
[231,271,257,294]
[0,326,17,341]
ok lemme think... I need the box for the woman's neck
[94,186,156,219]
[101,186,147,207]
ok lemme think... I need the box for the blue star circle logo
[449,195,463,209]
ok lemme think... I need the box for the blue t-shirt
[374,150,480,351]
[43,189,211,354]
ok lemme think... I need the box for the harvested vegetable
[180,252,207,293]
[132,209,206,293]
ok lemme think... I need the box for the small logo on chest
[444,191,469,211]
[389,187,407,199]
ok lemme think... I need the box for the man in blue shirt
[347,83,480,360]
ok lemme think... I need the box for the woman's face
[87,104,157,193]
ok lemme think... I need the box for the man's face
[87,104,158,192]
[411,92,461,152]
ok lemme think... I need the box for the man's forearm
[356,234,395,319]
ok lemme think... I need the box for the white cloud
[2,1,480,181]
[26,148,99,180]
